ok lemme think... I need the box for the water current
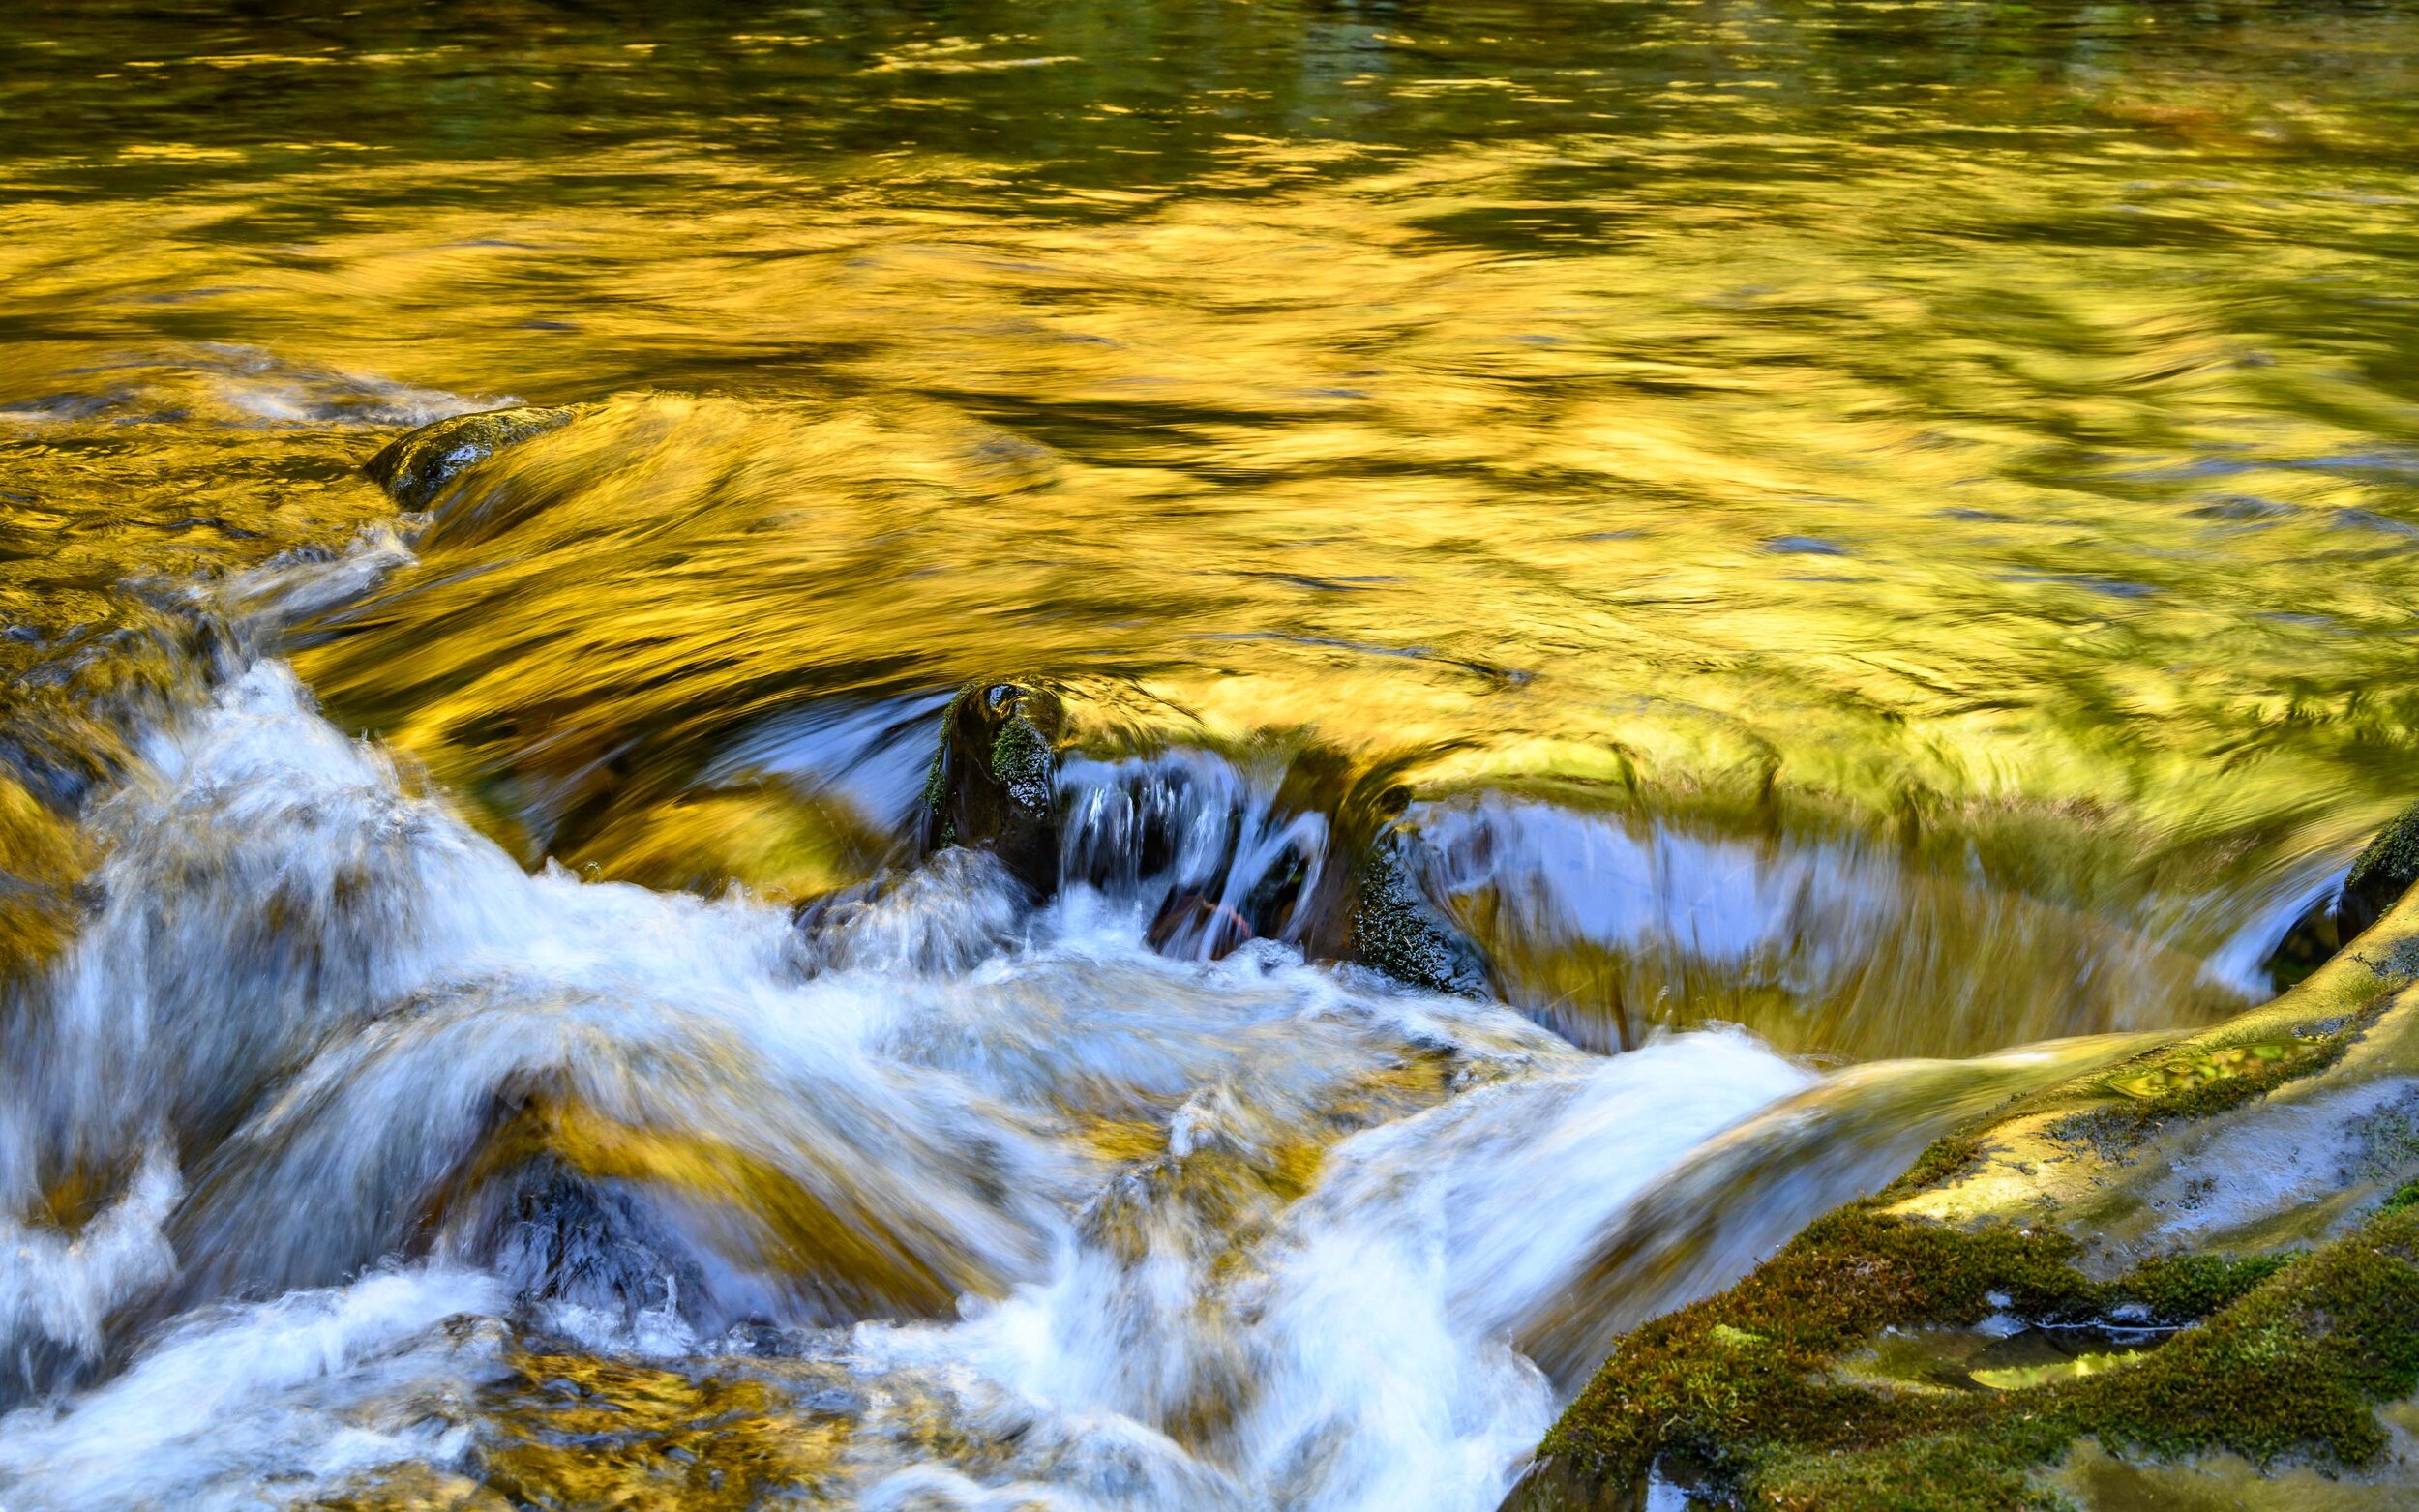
[5,3,2419,1508]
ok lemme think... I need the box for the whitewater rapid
[0,656,1855,1512]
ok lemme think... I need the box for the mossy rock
[1349,826,1492,997]
[362,404,579,509]
[1510,882,2419,1511]
[1509,1202,2419,1512]
[2103,1040,2318,1102]
[916,680,1063,901]
[2263,798,2419,989]
[2342,799,2419,939]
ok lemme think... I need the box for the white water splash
[0,659,2128,1512]
[0,1267,508,1512]
[0,1146,181,1373]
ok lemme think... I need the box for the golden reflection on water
[12,9,2419,1501]
[313,1349,854,1512]
[6,1,2419,1040]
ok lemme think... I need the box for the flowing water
[6,2,2419,1508]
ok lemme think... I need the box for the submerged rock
[1508,882,2419,1512]
[485,1158,713,1328]
[791,846,1024,974]
[873,708,1491,993]
[916,680,1063,901]
[362,403,579,509]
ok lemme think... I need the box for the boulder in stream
[2264,797,2419,989]
[916,680,1063,901]
[2341,799,2419,941]
[1349,823,1493,998]
[363,403,579,509]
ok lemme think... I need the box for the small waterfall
[0,495,2349,1511]
[1046,766,2269,1064]
[14,1,2419,1497]
[1059,751,1330,963]
[11,643,2107,1512]
[3,664,1074,1384]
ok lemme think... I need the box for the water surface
[5,3,2419,1508]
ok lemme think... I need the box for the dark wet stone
[491,1160,711,1327]
[916,680,1063,901]
[1147,890,1257,958]
[729,1322,789,1356]
[1240,841,1313,937]
[0,1334,95,1416]
[2340,800,2419,940]
[2264,799,2419,990]
[362,403,578,509]
[2262,893,2346,993]
[1349,826,1491,997]
[1495,1453,1639,1511]
[800,1385,868,1415]
[1144,836,1315,960]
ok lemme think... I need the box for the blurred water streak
[5,2,2419,1508]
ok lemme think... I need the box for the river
[3,3,2418,1508]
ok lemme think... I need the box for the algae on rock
[2344,800,2419,940]
[1350,826,1492,998]
[913,679,1064,901]
[1508,878,2419,1512]
[363,404,580,510]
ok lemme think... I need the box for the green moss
[1531,1200,2419,1512]
[922,733,958,846]
[1883,1133,1985,1199]
[2111,1252,2296,1323]
[989,716,1053,814]
[911,682,1061,893]
[919,691,964,837]
[1537,1208,2096,1498]
[2077,1207,2419,1468]
[2344,801,2419,907]
[1745,1422,2069,1512]
[2046,1028,2351,1159]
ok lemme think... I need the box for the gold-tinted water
[12,5,2419,985]
[6,12,2419,1490]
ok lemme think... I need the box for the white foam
[0,1266,506,1512]
[1226,1030,1810,1511]
[0,1145,181,1370]
[0,652,2155,1512]
[861,1028,1809,1512]
[2200,858,2350,995]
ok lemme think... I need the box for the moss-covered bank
[1517,1198,2417,1511]
[1510,876,2419,1511]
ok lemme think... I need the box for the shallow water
[5,3,2419,1508]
